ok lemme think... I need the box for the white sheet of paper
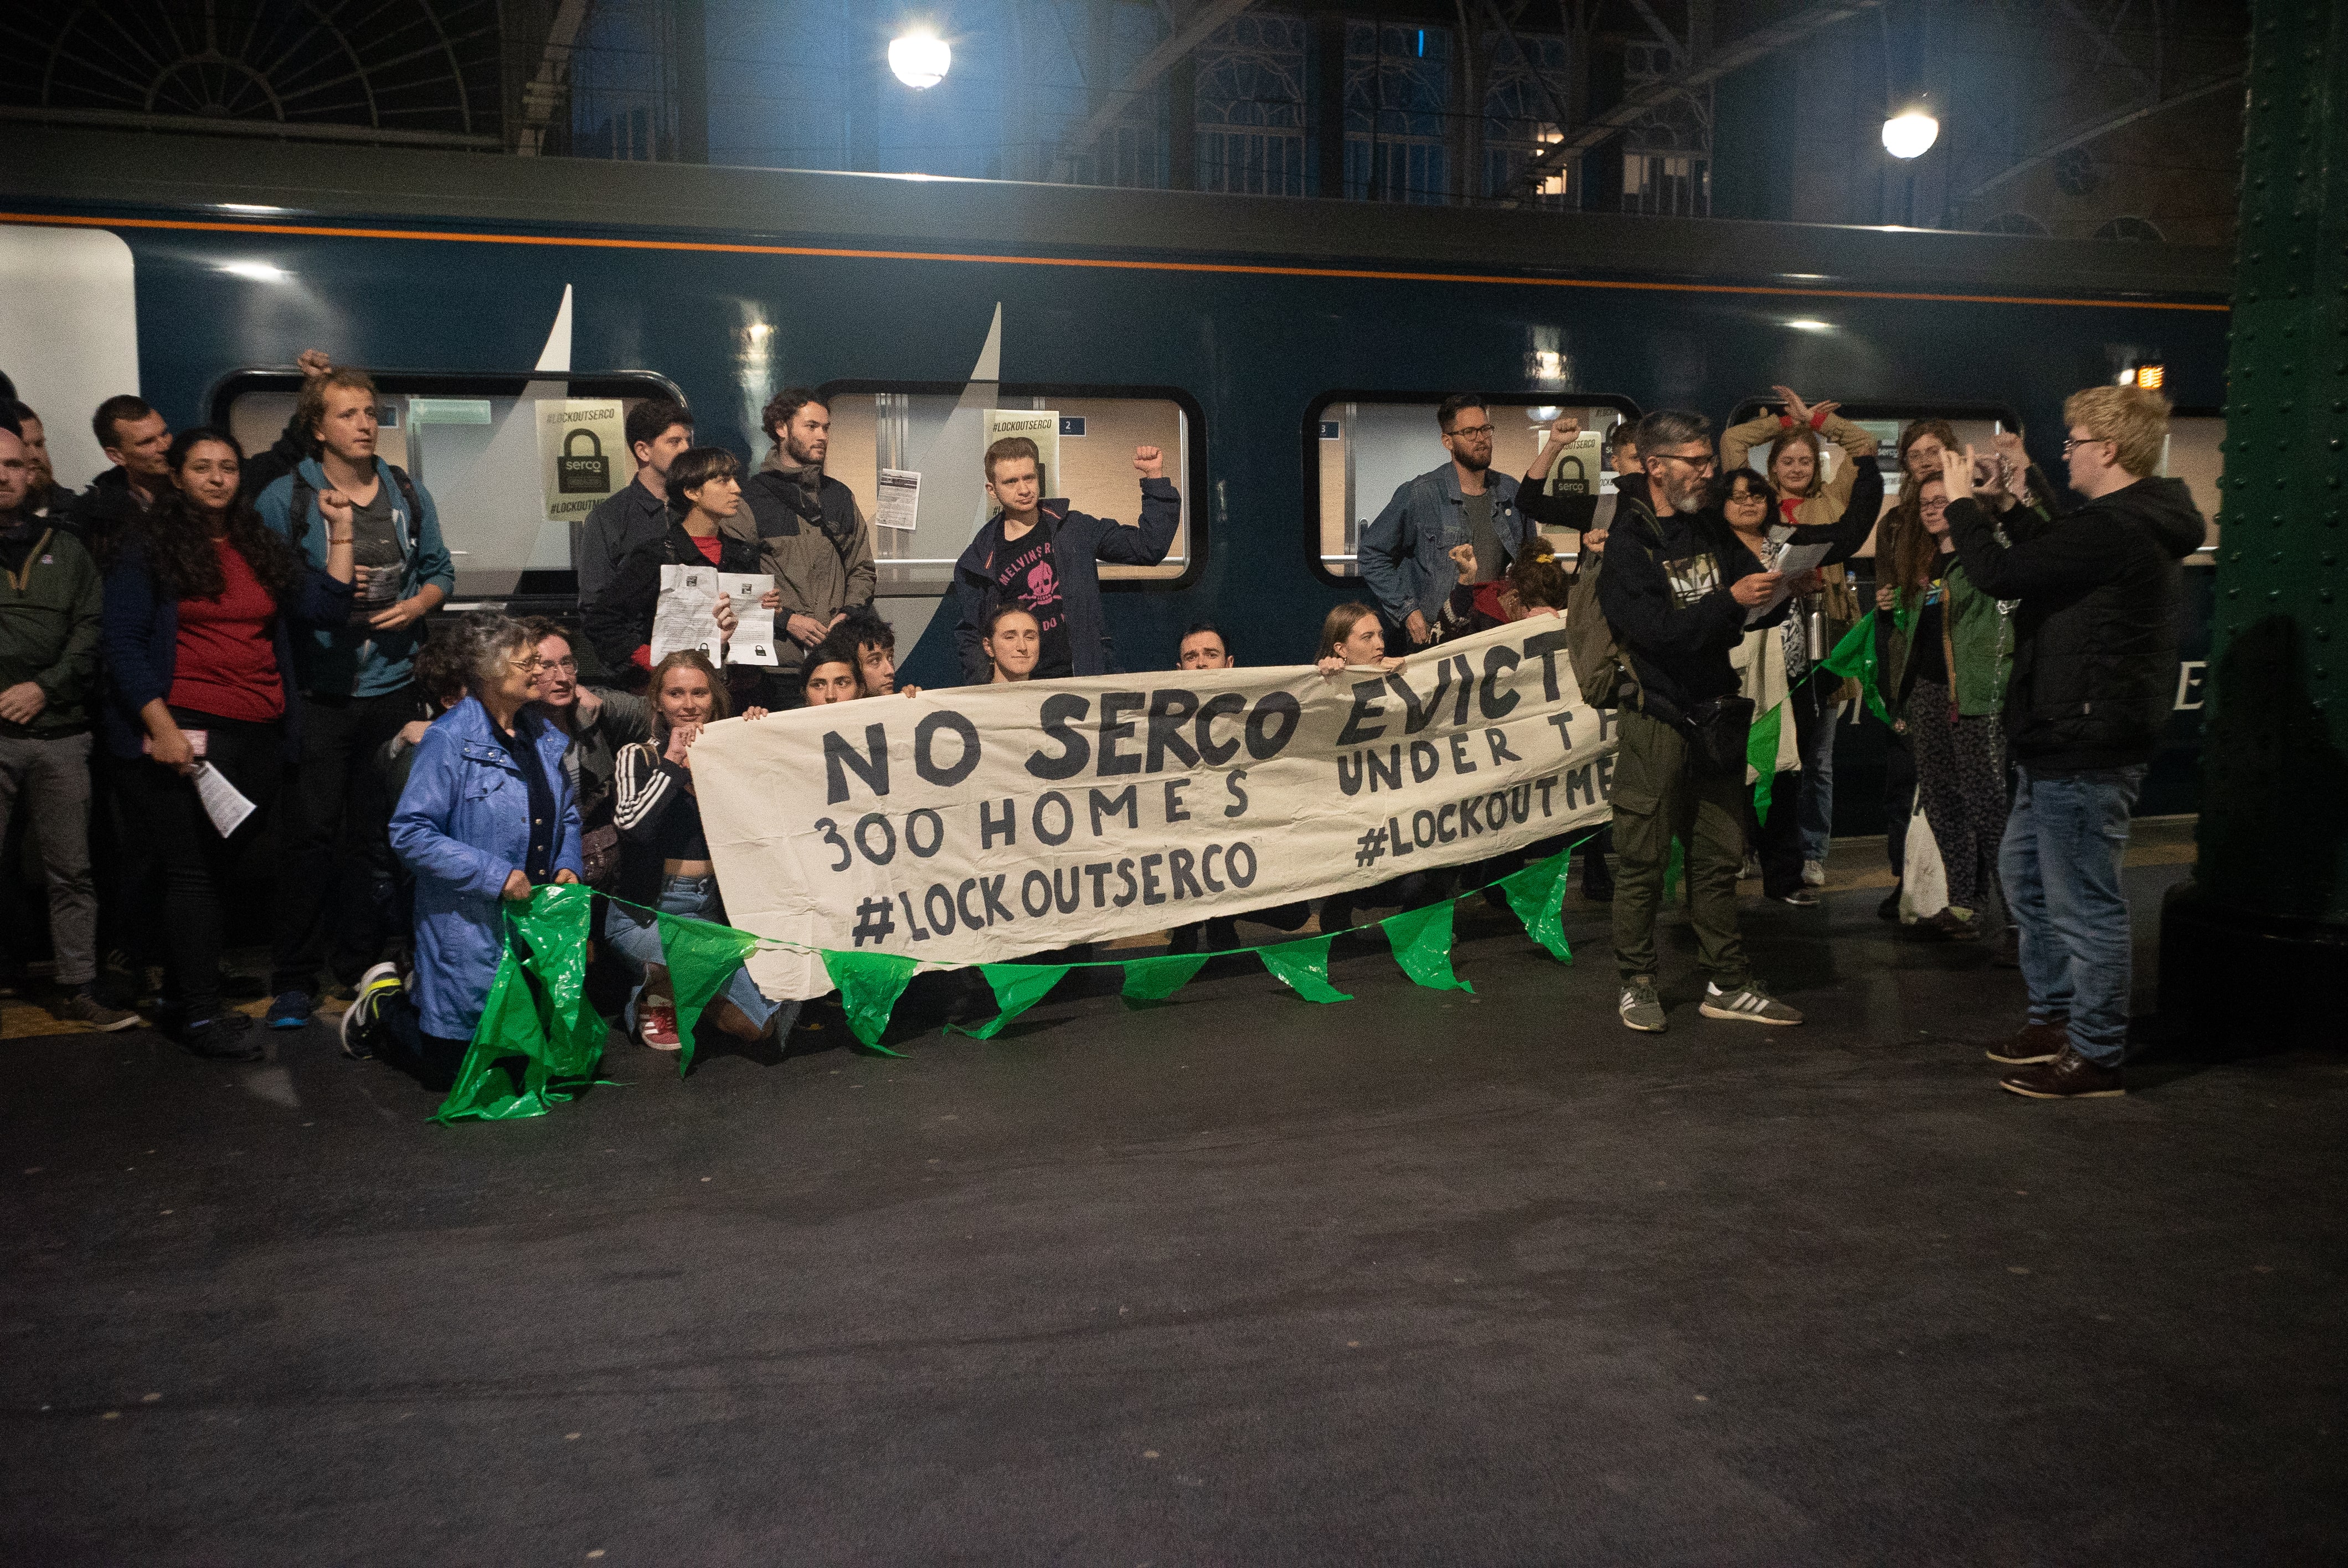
[192,762,256,839]
[651,563,722,663]
[723,572,778,667]
[876,468,920,532]
[1746,541,1835,625]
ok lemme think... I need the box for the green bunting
[656,911,763,1075]
[1257,934,1352,1003]
[820,949,920,1054]
[1746,704,1785,825]
[949,963,1071,1040]
[509,884,605,1079]
[434,885,609,1123]
[1121,952,1209,1005]
[1381,901,1474,993]
[437,833,1607,1127]
[1497,850,1573,962]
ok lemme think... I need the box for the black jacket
[583,519,764,685]
[1945,475,2203,771]
[950,478,1182,684]
[1598,474,1791,726]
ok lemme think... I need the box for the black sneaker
[178,1013,264,1062]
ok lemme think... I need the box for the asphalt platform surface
[4,859,2344,1566]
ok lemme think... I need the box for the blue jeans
[603,874,789,1035]
[1795,687,1844,863]
[1999,764,2144,1065]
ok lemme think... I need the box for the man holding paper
[1597,410,1804,1034]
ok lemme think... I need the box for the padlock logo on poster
[1553,455,1589,496]
[559,428,612,493]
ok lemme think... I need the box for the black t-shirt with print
[988,520,1073,678]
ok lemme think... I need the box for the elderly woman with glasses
[383,615,582,1085]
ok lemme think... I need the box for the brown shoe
[2000,1046,2125,1099]
[1986,1019,2068,1066]
[1911,907,1980,942]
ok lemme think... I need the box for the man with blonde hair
[1939,385,2203,1099]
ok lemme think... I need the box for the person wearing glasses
[1357,394,1538,648]
[1598,410,1811,1034]
[377,616,583,1087]
[1938,387,2202,1100]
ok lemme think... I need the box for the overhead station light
[1881,110,1939,160]
[218,260,289,282]
[1784,319,1832,332]
[2117,363,2166,390]
[889,30,950,89]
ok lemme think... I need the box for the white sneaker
[1700,981,1804,1025]
[1800,859,1825,888]
[341,962,404,1060]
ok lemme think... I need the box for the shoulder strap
[287,473,314,550]
[387,465,423,550]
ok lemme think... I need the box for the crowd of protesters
[0,358,2196,1100]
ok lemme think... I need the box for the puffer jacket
[1944,474,2204,771]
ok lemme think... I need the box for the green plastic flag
[1821,613,1891,726]
[1664,837,1686,904]
[820,949,920,1053]
[508,884,604,1079]
[1747,703,1785,825]
[656,911,763,1074]
[1258,935,1352,1003]
[1497,850,1573,962]
[1381,901,1474,993]
[950,963,1070,1039]
[1121,952,1209,1005]
[434,947,553,1122]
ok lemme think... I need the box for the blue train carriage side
[0,127,2228,830]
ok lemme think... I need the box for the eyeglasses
[1446,424,1495,439]
[1653,451,1717,473]
[507,654,547,673]
[2061,434,2110,456]
[539,656,579,674]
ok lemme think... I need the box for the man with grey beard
[1597,409,1808,1034]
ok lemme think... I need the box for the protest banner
[692,618,1619,1002]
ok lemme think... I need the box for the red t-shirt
[169,539,284,723]
[690,533,723,564]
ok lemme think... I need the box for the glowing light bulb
[889,31,950,89]
[1882,111,1939,160]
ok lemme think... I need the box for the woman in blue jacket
[100,427,354,1058]
[385,615,582,1084]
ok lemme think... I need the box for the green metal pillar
[2159,0,2348,1041]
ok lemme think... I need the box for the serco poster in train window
[537,399,634,524]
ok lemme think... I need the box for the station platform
[4,824,2342,1564]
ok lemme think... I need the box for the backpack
[1563,503,1651,710]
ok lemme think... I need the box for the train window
[2161,414,2223,557]
[1307,393,1642,581]
[216,369,683,605]
[818,383,1201,591]
[1727,400,2021,557]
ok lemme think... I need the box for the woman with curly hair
[100,428,354,1058]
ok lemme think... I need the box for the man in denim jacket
[1357,394,1537,648]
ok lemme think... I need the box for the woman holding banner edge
[605,649,790,1052]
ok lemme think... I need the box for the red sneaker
[638,999,681,1050]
